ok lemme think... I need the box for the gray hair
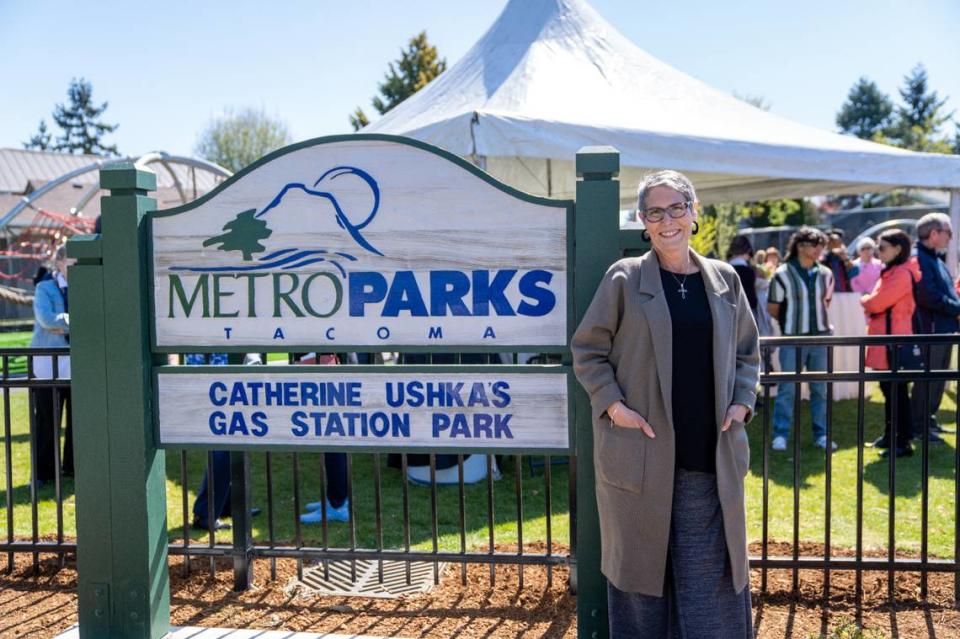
[916,212,952,240]
[856,237,876,252]
[636,170,698,213]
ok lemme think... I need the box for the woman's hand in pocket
[607,401,656,439]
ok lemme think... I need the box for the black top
[660,268,717,474]
[731,263,757,311]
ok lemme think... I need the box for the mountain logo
[172,166,382,277]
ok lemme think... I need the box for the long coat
[571,249,760,596]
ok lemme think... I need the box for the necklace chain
[668,270,690,299]
[664,256,692,300]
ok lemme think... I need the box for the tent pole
[547,158,553,197]
[950,189,960,277]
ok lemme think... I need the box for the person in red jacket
[860,229,921,458]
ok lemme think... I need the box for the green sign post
[67,137,623,638]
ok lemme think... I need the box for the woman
[851,237,882,294]
[860,229,919,458]
[31,245,73,486]
[571,170,759,638]
[764,246,780,272]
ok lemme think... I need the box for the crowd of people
[728,212,959,459]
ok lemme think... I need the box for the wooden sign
[156,369,570,450]
[151,137,570,348]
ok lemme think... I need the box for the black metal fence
[1,339,958,606]
[755,334,960,605]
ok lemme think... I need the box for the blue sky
[2,0,958,158]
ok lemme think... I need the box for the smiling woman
[571,169,760,638]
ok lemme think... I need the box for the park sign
[152,135,571,348]
[156,367,570,451]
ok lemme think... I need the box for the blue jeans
[193,450,230,526]
[773,344,827,442]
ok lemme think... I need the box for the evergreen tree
[52,78,119,156]
[890,64,954,152]
[195,107,292,174]
[23,120,53,151]
[202,209,273,260]
[836,77,894,141]
[350,31,447,131]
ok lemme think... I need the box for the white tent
[365,0,960,235]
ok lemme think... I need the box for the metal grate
[294,559,447,598]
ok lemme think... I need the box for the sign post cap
[575,147,620,178]
[100,164,157,192]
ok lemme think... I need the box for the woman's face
[640,185,697,254]
[877,240,901,265]
[858,246,875,262]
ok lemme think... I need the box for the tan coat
[571,249,760,596]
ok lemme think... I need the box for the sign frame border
[146,133,575,354]
[153,363,573,455]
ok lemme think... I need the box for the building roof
[0,148,100,193]
[0,148,229,230]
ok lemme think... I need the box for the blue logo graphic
[172,166,381,277]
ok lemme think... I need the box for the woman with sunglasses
[860,229,920,458]
[571,170,759,638]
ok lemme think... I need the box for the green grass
[745,386,958,558]
[0,383,956,559]
[0,331,33,376]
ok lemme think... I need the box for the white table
[826,292,868,400]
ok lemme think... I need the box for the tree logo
[202,209,272,260]
[177,165,381,278]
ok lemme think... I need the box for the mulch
[1,540,958,638]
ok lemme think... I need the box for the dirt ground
[1,542,958,638]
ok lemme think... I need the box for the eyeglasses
[877,243,892,252]
[641,201,692,223]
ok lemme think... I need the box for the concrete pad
[56,626,411,639]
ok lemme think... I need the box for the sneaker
[192,518,230,531]
[913,430,945,444]
[880,444,914,458]
[300,499,349,524]
[870,436,890,449]
[771,436,787,451]
[814,436,838,451]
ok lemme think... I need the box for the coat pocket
[728,420,750,478]
[595,415,647,493]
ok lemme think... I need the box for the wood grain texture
[157,371,569,450]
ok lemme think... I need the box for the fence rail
[1,338,958,606]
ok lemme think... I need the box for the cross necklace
[670,271,690,299]
[665,258,693,299]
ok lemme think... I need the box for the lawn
[0,331,33,377]
[0,382,956,558]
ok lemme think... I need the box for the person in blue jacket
[30,245,74,485]
[911,212,959,444]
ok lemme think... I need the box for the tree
[350,31,447,131]
[195,107,293,174]
[23,120,52,151]
[51,78,119,155]
[890,64,954,152]
[836,77,894,141]
[202,209,273,260]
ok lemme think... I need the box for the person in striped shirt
[767,228,837,452]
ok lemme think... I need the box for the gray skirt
[607,469,752,639]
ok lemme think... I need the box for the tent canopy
[366,0,960,207]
